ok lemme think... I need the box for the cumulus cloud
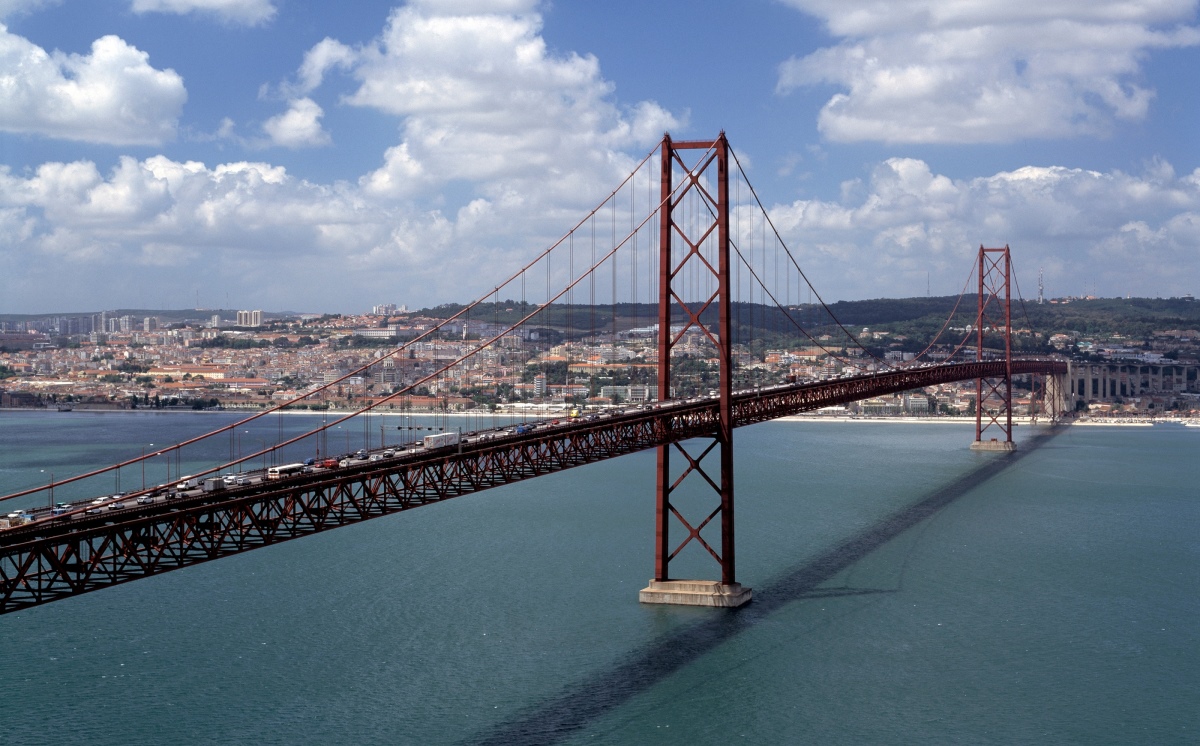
[0,0,690,311]
[1,156,338,308]
[764,157,1200,299]
[292,37,357,95]
[262,98,330,148]
[5,0,1197,314]
[0,25,186,145]
[0,152,557,311]
[2,151,1198,312]
[129,0,276,26]
[777,0,1200,143]
[0,0,59,20]
[285,0,679,207]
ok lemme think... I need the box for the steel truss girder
[731,360,1065,427]
[0,360,1065,615]
[1,411,710,613]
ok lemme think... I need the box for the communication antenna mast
[1037,267,1044,305]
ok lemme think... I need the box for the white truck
[422,432,460,450]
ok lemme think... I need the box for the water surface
[1,412,1195,744]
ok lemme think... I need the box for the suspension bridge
[0,133,1068,614]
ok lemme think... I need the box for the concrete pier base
[638,579,752,608]
[970,438,1015,452]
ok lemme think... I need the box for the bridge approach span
[0,359,1066,614]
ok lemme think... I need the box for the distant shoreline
[3,406,1186,427]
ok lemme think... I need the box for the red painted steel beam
[715,134,736,586]
[655,134,674,581]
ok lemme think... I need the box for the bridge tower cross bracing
[971,245,1016,452]
[1030,365,1071,426]
[1045,362,1071,422]
[639,133,752,608]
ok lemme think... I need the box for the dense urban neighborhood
[3,295,1199,419]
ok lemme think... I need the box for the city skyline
[2,1,1199,313]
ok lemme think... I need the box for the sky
[1,0,1198,314]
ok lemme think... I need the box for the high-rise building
[236,309,263,327]
[52,316,86,335]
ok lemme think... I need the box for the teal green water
[0,412,1197,744]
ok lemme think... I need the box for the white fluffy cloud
[0,0,58,19]
[766,157,1200,299]
[778,0,1200,143]
[0,0,686,311]
[292,37,357,95]
[0,25,186,145]
[2,152,1197,312]
[129,0,276,26]
[0,153,557,311]
[1,156,350,309]
[262,98,330,148]
[305,0,678,205]
[7,0,1195,314]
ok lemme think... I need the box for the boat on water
[56,404,73,412]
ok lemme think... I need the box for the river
[1,411,1196,744]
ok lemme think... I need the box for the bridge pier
[970,438,1015,452]
[639,579,752,607]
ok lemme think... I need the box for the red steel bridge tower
[972,245,1016,451]
[639,133,751,608]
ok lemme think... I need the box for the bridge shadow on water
[469,426,1062,746]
